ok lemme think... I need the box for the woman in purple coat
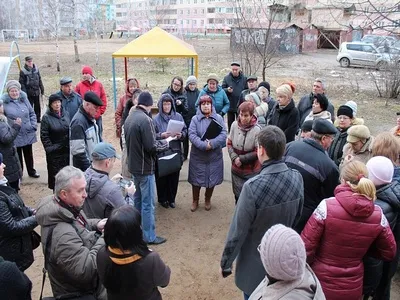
[153,94,187,209]
[188,95,227,212]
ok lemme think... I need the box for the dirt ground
[2,37,400,299]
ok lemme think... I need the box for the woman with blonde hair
[267,83,299,142]
[301,160,396,300]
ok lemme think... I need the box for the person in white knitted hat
[249,224,325,300]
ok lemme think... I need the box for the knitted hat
[314,94,329,111]
[366,156,394,187]
[82,65,93,76]
[337,105,353,118]
[207,73,219,83]
[248,92,261,105]
[0,257,32,299]
[258,81,270,94]
[301,120,314,132]
[312,119,337,135]
[84,91,103,106]
[345,101,358,116]
[137,91,153,107]
[347,125,370,143]
[186,75,197,86]
[259,224,306,281]
[276,83,295,99]
[48,93,63,106]
[5,80,21,92]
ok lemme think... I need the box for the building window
[187,9,190,14]
[194,0,197,3]
[208,8,215,13]
[226,7,233,13]
[194,9,197,14]
[201,19,204,25]
[187,19,190,24]
[193,20,197,25]
[208,18,214,23]
[180,10,183,14]
[202,8,205,14]
[170,0,177,4]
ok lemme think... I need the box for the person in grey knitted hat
[249,224,325,300]
[5,80,21,92]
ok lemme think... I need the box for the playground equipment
[0,41,21,95]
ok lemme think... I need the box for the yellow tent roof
[112,27,198,58]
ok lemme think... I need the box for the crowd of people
[1,57,400,300]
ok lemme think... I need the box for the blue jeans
[132,174,156,243]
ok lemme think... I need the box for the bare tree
[72,0,80,63]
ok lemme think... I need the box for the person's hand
[234,157,242,167]
[206,140,212,150]
[344,154,353,163]
[97,218,107,232]
[125,182,136,195]
[111,173,123,182]
[161,132,172,139]
[176,100,182,106]
[14,118,22,126]
[227,87,233,93]
[174,132,182,139]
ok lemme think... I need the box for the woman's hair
[171,76,184,94]
[121,89,142,126]
[372,132,400,165]
[238,101,255,115]
[104,205,150,256]
[341,160,376,201]
[127,77,140,89]
[276,83,295,99]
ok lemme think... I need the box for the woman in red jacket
[301,160,396,300]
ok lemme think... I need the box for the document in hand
[167,120,185,134]
[201,119,223,141]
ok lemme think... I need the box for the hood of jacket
[1,90,29,104]
[195,103,218,120]
[36,195,77,227]
[157,94,178,123]
[124,78,136,99]
[80,77,97,87]
[85,167,109,199]
[376,181,400,211]
[335,184,375,218]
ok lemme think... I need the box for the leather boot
[205,187,214,211]
[191,185,200,212]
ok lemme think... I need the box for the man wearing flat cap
[70,91,103,172]
[56,76,82,120]
[284,119,339,233]
[19,55,44,123]
[237,75,258,110]
[222,62,247,131]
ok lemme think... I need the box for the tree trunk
[74,35,80,63]
[73,0,80,63]
[56,35,60,72]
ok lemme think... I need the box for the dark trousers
[156,171,180,204]
[183,134,189,159]
[28,94,41,122]
[8,180,20,193]
[17,144,36,176]
[96,116,103,140]
[227,111,237,132]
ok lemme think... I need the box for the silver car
[337,42,390,69]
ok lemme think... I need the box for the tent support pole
[112,57,117,110]
[124,57,128,82]
[191,57,194,75]
[195,57,199,78]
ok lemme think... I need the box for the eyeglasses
[172,82,181,87]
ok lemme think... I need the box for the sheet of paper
[167,120,185,134]
[158,153,178,160]
[166,136,177,143]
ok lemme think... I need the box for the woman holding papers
[188,95,227,212]
[227,101,261,204]
[153,94,187,209]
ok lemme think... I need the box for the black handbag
[31,230,41,250]
[157,149,182,178]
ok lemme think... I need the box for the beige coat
[303,110,332,123]
[339,136,374,171]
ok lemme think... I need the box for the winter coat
[238,88,255,109]
[363,181,400,298]
[298,93,335,125]
[97,246,171,300]
[36,195,106,299]
[0,256,33,300]
[227,116,261,178]
[267,99,300,143]
[303,110,333,123]
[284,138,339,233]
[220,160,304,295]
[115,80,138,138]
[339,137,374,171]
[0,115,22,183]
[19,63,44,97]
[188,106,227,188]
[163,86,189,120]
[153,96,187,154]
[83,167,127,219]
[125,106,168,176]
[301,185,397,300]
[56,90,82,121]
[0,184,37,271]
[75,79,107,120]
[1,92,37,147]
[40,108,70,190]
[249,264,326,300]
[70,106,101,172]
[185,85,200,125]
[221,72,247,112]
[263,96,277,122]
[196,85,230,115]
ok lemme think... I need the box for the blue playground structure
[0,41,22,95]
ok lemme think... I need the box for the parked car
[361,34,397,49]
[337,42,391,69]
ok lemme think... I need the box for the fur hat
[366,156,394,187]
[337,105,353,118]
[48,93,63,106]
[5,80,21,92]
[314,94,329,111]
[258,81,270,94]
[259,224,306,281]
[345,101,358,116]
[347,125,370,143]
[137,91,153,107]
[82,65,93,76]
[207,73,219,84]
[186,75,197,86]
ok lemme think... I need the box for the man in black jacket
[124,92,168,245]
[70,92,102,172]
[19,56,44,123]
[221,62,247,131]
[284,119,339,233]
